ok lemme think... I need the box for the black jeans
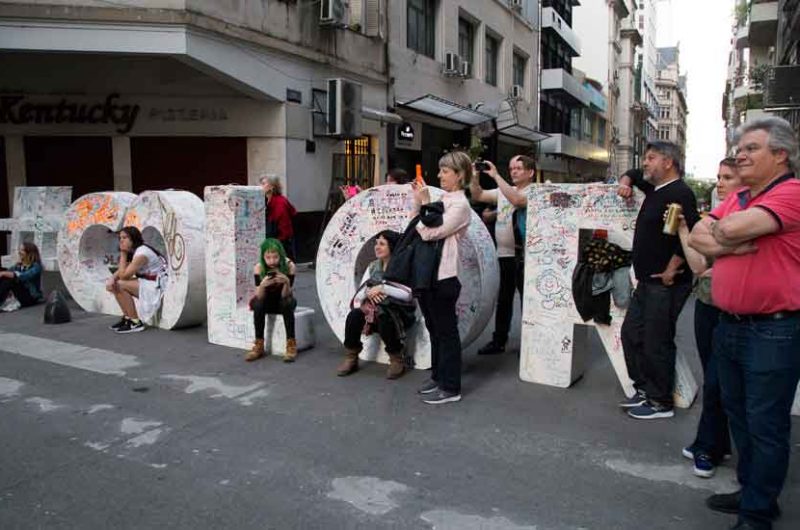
[0,277,38,308]
[252,294,296,340]
[690,300,731,462]
[492,256,524,346]
[419,277,462,394]
[343,307,403,354]
[621,281,692,406]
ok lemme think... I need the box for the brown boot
[386,354,406,380]
[336,348,361,376]
[283,338,298,363]
[245,339,265,362]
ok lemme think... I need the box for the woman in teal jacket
[0,242,43,310]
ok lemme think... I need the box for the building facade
[388,0,544,183]
[538,0,611,182]
[632,0,658,168]
[655,46,688,165]
[0,0,393,260]
[723,0,799,151]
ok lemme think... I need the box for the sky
[656,0,736,181]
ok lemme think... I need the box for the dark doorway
[24,136,114,201]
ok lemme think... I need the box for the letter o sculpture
[316,185,499,369]
[58,192,138,315]
[122,190,206,329]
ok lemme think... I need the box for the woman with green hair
[246,238,298,362]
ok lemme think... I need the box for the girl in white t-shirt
[105,226,168,333]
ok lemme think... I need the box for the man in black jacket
[616,141,700,419]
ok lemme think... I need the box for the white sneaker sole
[116,326,145,334]
[694,466,715,478]
[418,385,439,395]
[682,448,694,460]
[627,409,674,420]
[423,394,462,405]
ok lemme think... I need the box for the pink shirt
[416,190,471,280]
[710,175,800,314]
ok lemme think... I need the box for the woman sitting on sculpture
[0,242,44,312]
[106,226,168,334]
[246,238,298,363]
[337,230,416,379]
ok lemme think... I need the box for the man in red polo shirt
[689,117,800,530]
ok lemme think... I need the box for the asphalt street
[1,267,797,530]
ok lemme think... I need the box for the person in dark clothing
[386,168,411,185]
[261,175,297,261]
[337,230,416,379]
[0,242,43,311]
[245,238,298,363]
[617,141,700,420]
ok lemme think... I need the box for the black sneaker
[627,400,674,419]
[417,380,439,395]
[619,389,647,408]
[477,341,505,355]
[115,319,145,334]
[682,445,733,463]
[109,317,128,331]
[422,389,462,405]
[693,452,715,478]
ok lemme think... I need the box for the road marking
[25,397,64,412]
[420,510,539,530]
[121,418,163,435]
[125,428,167,448]
[327,476,409,515]
[604,458,739,493]
[161,375,264,399]
[0,332,140,376]
[0,377,24,398]
[87,404,115,414]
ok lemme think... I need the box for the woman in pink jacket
[412,151,472,405]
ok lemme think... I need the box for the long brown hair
[20,241,41,267]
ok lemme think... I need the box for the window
[458,18,474,77]
[598,118,606,146]
[485,34,499,86]
[407,0,436,58]
[570,109,581,138]
[513,52,527,88]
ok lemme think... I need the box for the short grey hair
[645,141,683,175]
[735,116,799,173]
[259,174,283,195]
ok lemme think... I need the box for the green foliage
[685,178,716,209]
[735,1,751,27]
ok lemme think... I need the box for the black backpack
[43,289,71,324]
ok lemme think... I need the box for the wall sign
[394,120,421,151]
[0,93,139,133]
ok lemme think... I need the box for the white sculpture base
[261,306,316,356]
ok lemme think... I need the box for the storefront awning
[497,124,550,143]
[397,95,493,125]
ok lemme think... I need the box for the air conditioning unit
[443,52,461,76]
[460,61,470,78]
[510,84,524,99]
[510,0,523,11]
[320,0,346,26]
[327,78,363,138]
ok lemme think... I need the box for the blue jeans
[690,300,731,462]
[715,313,800,526]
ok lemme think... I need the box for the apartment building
[655,46,688,165]
[538,0,611,182]
[0,0,392,260]
[388,0,544,181]
[633,0,659,167]
[723,0,799,151]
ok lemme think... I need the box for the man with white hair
[690,117,800,530]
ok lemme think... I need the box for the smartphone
[266,271,277,279]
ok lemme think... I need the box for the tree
[685,178,715,211]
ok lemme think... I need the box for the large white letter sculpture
[58,190,205,329]
[0,186,72,270]
[58,192,138,315]
[520,184,699,408]
[122,190,206,329]
[316,185,499,369]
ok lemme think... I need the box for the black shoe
[417,380,439,395]
[422,389,462,405]
[115,319,145,334]
[707,491,781,520]
[109,317,128,331]
[477,341,505,355]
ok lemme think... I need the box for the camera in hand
[474,159,489,172]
